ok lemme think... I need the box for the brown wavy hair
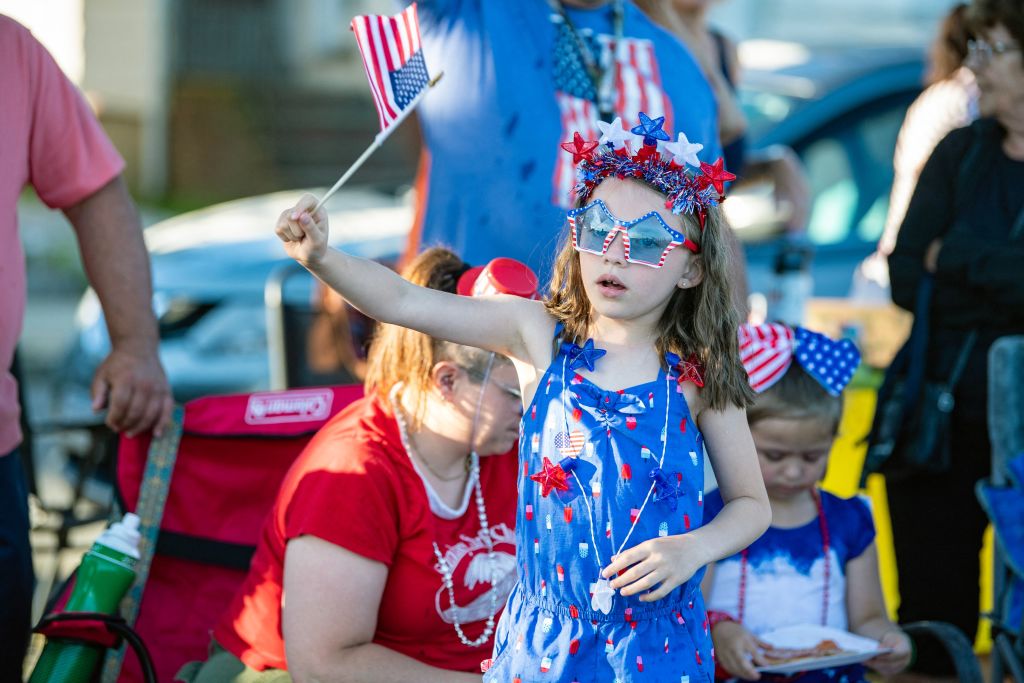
[364,247,508,428]
[928,4,972,85]
[746,363,844,434]
[545,179,753,412]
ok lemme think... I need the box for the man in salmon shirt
[0,15,173,677]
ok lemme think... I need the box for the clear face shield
[461,352,523,455]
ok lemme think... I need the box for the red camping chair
[34,384,363,683]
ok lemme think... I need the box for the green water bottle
[29,513,142,683]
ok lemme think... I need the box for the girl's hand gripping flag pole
[313,3,441,214]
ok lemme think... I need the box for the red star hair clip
[675,354,705,389]
[529,457,570,497]
[560,132,600,165]
[698,158,736,197]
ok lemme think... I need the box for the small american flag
[554,430,585,457]
[350,4,431,131]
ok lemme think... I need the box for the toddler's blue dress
[484,330,714,682]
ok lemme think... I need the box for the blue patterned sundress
[483,328,714,683]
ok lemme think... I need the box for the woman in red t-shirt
[178,249,528,682]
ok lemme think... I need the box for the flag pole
[313,71,444,214]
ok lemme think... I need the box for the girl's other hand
[276,193,329,267]
[712,620,767,680]
[865,629,913,675]
[602,535,708,602]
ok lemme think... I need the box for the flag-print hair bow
[738,323,861,396]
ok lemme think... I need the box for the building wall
[83,0,171,197]
[0,0,84,81]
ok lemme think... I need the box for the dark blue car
[733,41,924,297]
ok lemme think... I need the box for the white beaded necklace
[390,383,500,648]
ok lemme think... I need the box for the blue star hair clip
[650,467,683,510]
[631,112,671,147]
[561,338,607,372]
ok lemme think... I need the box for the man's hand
[602,534,709,602]
[713,621,769,680]
[91,344,173,437]
[64,176,172,437]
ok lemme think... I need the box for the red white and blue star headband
[561,112,734,231]
[738,323,861,396]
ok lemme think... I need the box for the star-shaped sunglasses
[568,199,700,268]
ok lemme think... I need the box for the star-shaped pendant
[561,132,600,165]
[529,457,570,497]
[590,577,615,614]
[630,111,670,147]
[663,132,704,168]
[597,116,634,152]
[566,338,607,372]
[698,157,736,195]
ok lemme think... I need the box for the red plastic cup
[456,257,540,299]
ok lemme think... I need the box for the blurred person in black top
[887,0,1024,673]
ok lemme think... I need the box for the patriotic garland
[561,111,734,231]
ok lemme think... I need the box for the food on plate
[761,639,853,664]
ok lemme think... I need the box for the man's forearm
[63,176,158,349]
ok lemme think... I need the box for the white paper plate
[755,624,890,674]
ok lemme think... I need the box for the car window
[739,89,801,141]
[798,98,910,249]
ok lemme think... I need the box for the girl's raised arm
[277,194,550,363]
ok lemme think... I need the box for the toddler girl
[704,323,912,680]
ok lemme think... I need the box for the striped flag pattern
[554,430,585,457]
[350,4,431,131]
[552,37,673,207]
[738,322,795,392]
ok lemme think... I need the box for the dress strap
[553,321,565,340]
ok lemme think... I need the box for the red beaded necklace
[737,489,831,626]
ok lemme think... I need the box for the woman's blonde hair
[364,247,505,428]
[545,179,753,411]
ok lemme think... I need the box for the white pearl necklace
[391,394,500,648]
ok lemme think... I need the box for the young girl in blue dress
[704,323,912,680]
[274,113,771,682]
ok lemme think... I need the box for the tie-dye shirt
[704,488,874,635]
